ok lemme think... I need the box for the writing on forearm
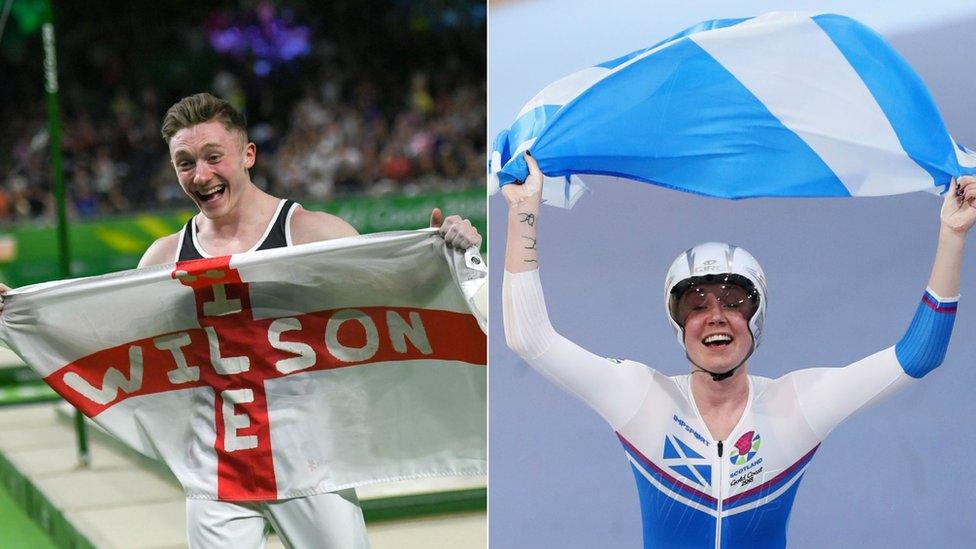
[522,235,538,263]
[504,192,541,272]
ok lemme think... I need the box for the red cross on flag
[0,231,487,501]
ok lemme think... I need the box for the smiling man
[137,93,480,548]
[141,93,478,266]
[502,152,975,548]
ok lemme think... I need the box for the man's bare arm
[138,233,181,268]
[289,208,359,245]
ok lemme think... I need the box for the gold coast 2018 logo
[729,430,761,466]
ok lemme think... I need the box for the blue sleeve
[894,290,957,378]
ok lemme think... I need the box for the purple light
[207,4,312,71]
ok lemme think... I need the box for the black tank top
[175,199,299,261]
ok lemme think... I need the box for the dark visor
[670,274,759,326]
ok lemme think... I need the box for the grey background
[489,1,976,547]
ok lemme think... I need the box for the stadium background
[489,1,976,548]
[0,0,486,546]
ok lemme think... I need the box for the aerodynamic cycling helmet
[664,242,768,350]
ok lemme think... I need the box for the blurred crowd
[0,73,485,224]
[268,74,484,203]
[0,0,486,225]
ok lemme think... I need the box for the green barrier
[0,480,57,549]
[363,488,487,522]
[0,384,60,407]
[1,188,485,287]
[0,451,94,549]
[0,366,41,386]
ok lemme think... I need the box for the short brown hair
[161,93,247,144]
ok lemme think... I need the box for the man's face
[679,283,754,374]
[169,120,255,219]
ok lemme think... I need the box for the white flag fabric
[0,230,487,501]
[490,12,976,208]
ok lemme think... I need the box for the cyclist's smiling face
[680,284,753,374]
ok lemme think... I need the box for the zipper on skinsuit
[714,441,724,549]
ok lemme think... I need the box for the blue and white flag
[490,12,976,208]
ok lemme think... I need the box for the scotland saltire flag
[490,12,976,208]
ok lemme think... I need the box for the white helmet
[664,242,768,350]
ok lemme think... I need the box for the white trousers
[185,489,370,549]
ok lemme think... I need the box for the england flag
[0,230,487,501]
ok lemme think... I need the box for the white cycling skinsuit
[503,269,957,548]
